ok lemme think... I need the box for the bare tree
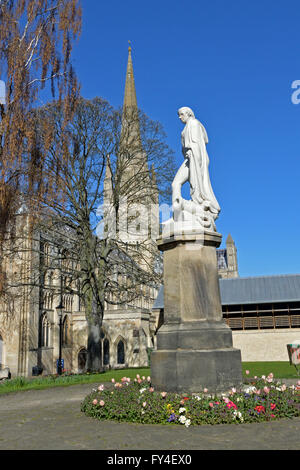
[31,96,175,371]
[0,0,82,248]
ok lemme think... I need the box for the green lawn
[0,367,151,395]
[242,361,299,380]
[0,362,298,395]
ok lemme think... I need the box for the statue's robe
[181,118,220,216]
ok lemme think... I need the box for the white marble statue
[164,107,220,233]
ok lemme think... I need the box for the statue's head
[178,107,195,123]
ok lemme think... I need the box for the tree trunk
[86,321,102,373]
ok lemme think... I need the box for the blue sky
[69,0,300,277]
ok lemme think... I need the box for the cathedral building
[0,46,160,377]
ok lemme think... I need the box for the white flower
[179,407,186,414]
[185,419,191,428]
[139,388,147,394]
[179,415,187,424]
[194,395,201,401]
[233,411,244,422]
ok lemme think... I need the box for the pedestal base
[151,347,242,393]
[151,229,243,394]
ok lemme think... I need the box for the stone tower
[103,44,159,261]
[226,233,238,278]
[217,234,239,279]
[97,46,161,369]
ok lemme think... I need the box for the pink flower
[270,403,276,410]
[137,378,142,384]
[209,402,214,408]
[245,370,250,375]
[226,400,237,410]
[92,399,98,405]
[161,392,167,398]
[203,388,208,393]
[297,380,300,386]
[98,385,104,391]
[223,397,229,404]
[149,387,154,392]
[99,400,105,406]
[147,376,151,382]
[281,384,287,392]
[142,402,147,407]
[142,376,145,380]
[180,399,185,405]
[263,386,270,394]
[136,374,140,379]
[111,378,115,383]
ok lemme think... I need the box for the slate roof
[152,274,300,309]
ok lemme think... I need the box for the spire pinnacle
[123,42,138,110]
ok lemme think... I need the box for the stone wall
[232,328,300,361]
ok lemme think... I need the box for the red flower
[270,403,276,410]
[255,405,265,414]
[183,397,189,401]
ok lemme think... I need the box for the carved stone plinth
[151,230,242,393]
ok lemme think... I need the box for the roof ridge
[220,273,300,281]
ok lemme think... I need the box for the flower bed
[80,372,300,426]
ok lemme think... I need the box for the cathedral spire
[123,42,138,111]
[104,155,113,204]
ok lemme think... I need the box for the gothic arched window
[78,348,87,373]
[44,243,51,266]
[117,340,125,364]
[41,313,50,347]
[62,315,71,346]
[103,338,110,366]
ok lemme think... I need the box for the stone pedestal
[151,230,242,393]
